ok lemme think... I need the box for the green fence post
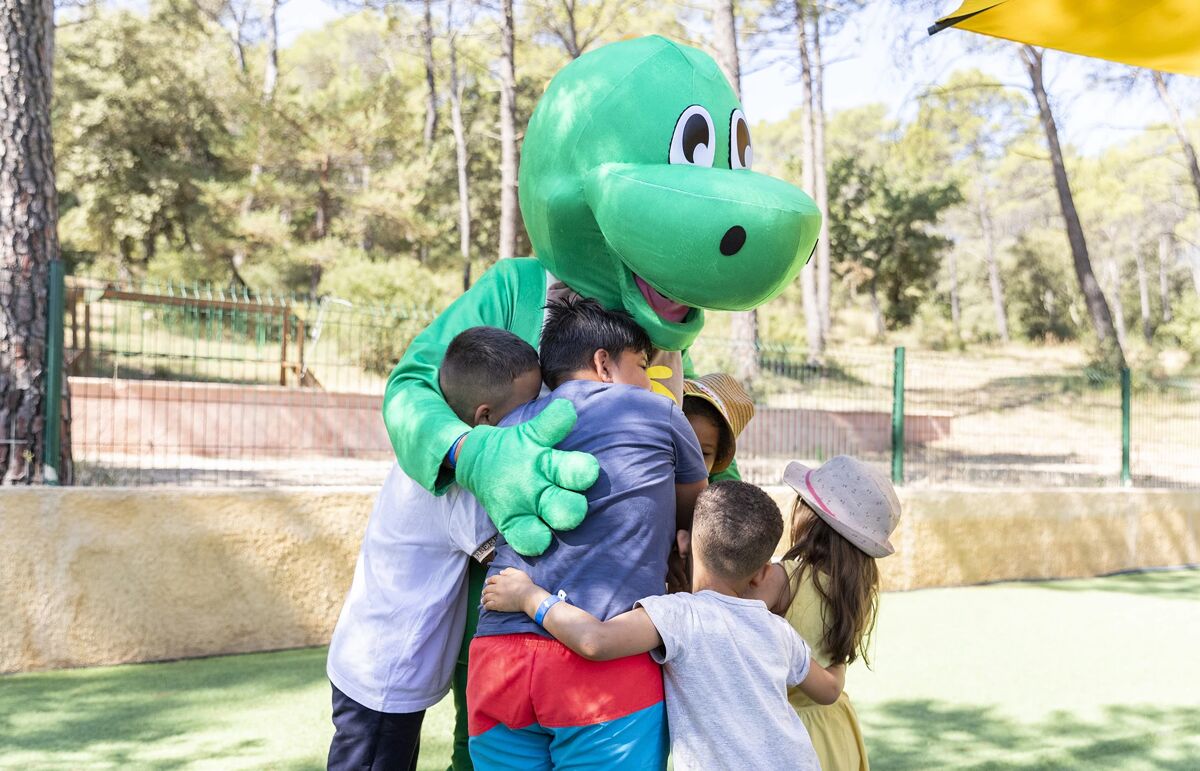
[1120,367,1131,487]
[42,260,65,485]
[891,346,906,484]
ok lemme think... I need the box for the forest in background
[50,0,1200,372]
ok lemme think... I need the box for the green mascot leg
[449,559,487,771]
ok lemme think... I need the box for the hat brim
[782,461,895,559]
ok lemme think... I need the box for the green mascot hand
[455,398,599,557]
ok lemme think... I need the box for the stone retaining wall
[3,486,1196,673]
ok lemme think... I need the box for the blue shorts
[467,634,667,770]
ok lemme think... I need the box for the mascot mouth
[634,274,692,324]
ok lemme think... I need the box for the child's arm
[674,479,707,532]
[784,624,845,706]
[482,568,663,662]
[668,480,705,593]
[797,660,846,706]
[746,562,792,616]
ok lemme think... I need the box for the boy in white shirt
[481,480,846,771]
[326,326,543,771]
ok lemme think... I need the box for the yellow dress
[782,559,870,771]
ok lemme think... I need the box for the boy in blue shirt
[463,296,709,770]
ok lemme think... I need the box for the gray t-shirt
[476,379,708,638]
[637,591,819,771]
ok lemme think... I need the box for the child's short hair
[539,296,653,389]
[439,327,540,424]
[693,481,782,581]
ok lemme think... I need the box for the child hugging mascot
[381,35,821,767]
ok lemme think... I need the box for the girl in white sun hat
[756,455,901,771]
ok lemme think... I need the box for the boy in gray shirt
[481,480,846,771]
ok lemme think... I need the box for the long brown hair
[781,499,880,666]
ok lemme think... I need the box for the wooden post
[296,317,306,380]
[279,308,290,386]
[83,302,92,375]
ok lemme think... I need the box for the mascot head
[520,35,821,352]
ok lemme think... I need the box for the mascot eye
[669,105,715,167]
[730,109,752,170]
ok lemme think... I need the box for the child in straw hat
[681,373,754,476]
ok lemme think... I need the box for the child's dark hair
[539,296,653,389]
[782,499,880,667]
[692,481,782,581]
[438,327,540,424]
[682,397,733,462]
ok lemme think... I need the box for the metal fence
[54,276,1200,489]
[65,277,437,392]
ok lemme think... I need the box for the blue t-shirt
[475,379,708,638]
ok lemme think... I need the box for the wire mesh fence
[65,277,437,392]
[59,277,1200,489]
[1129,375,1200,488]
[64,277,434,485]
[901,353,1123,488]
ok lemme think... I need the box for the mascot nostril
[719,226,747,256]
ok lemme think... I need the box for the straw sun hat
[682,373,755,473]
[783,455,901,559]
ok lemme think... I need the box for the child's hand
[482,568,548,616]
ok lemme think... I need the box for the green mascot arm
[382,258,599,557]
[382,260,536,493]
[456,399,599,556]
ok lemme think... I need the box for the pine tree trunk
[1134,246,1152,343]
[1190,248,1200,298]
[313,154,331,291]
[448,19,472,291]
[1021,46,1124,368]
[559,0,582,58]
[948,249,961,340]
[359,161,373,251]
[262,0,278,105]
[1,0,69,484]
[1106,257,1128,355]
[810,5,831,342]
[714,0,759,383]
[868,278,884,340]
[232,0,279,286]
[1153,71,1200,211]
[729,310,759,386]
[498,0,519,260]
[1159,234,1173,323]
[978,192,1009,342]
[422,0,438,147]
[795,0,823,362]
[712,0,741,95]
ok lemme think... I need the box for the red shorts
[466,633,664,735]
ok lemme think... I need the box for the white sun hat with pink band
[782,455,901,559]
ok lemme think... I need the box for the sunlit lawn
[3,569,1198,770]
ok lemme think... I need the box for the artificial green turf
[3,569,1198,770]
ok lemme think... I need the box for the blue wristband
[534,590,568,626]
[447,431,470,469]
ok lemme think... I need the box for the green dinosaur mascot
[381,34,820,769]
[383,34,820,553]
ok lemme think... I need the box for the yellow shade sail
[931,0,1200,76]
